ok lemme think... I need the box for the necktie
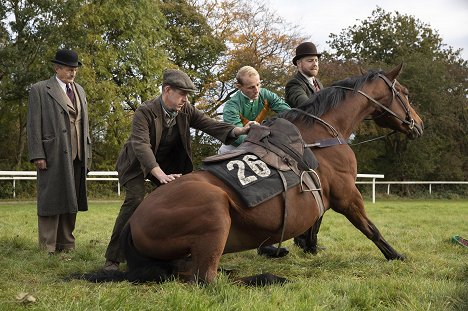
[66,83,75,105]
[313,79,320,91]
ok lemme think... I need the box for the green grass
[0,199,467,310]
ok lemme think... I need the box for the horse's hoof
[218,267,238,275]
[257,245,289,258]
[387,253,406,261]
[239,273,289,286]
[302,245,327,254]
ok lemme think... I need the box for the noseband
[333,74,415,129]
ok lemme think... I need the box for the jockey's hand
[151,166,181,184]
[34,159,47,170]
[233,121,259,137]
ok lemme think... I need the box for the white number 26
[227,155,271,186]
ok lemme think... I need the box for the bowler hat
[51,49,82,67]
[292,42,321,65]
[163,69,197,92]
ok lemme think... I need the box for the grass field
[0,199,467,311]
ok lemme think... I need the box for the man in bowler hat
[103,69,255,271]
[285,42,324,108]
[27,48,92,254]
[285,42,326,253]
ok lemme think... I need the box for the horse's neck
[322,96,374,139]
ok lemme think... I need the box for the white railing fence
[1,171,385,202]
[0,171,120,198]
[2,171,465,202]
[357,181,468,195]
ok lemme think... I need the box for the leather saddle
[204,118,320,195]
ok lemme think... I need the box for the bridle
[293,73,415,148]
[333,74,415,129]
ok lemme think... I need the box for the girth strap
[276,170,289,256]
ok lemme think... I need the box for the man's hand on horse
[151,166,181,184]
[233,121,259,137]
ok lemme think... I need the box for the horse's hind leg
[181,203,232,284]
[334,189,405,260]
[187,230,229,284]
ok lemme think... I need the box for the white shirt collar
[240,91,255,103]
[299,71,316,85]
[55,76,68,94]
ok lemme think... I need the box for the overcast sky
[269,0,468,60]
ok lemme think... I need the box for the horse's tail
[66,224,175,283]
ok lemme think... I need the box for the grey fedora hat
[51,49,82,67]
[292,42,321,65]
[163,69,197,92]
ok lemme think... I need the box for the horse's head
[367,64,424,140]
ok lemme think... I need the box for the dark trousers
[105,176,148,263]
[37,158,82,252]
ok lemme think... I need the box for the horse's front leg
[294,215,324,254]
[333,188,405,260]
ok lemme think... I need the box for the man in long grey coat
[103,69,254,271]
[27,49,91,254]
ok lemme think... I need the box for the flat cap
[163,69,197,92]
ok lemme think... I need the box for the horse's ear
[359,66,367,75]
[386,63,403,80]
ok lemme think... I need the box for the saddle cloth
[201,154,300,208]
[205,118,318,173]
[203,118,324,215]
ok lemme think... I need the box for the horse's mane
[280,69,383,125]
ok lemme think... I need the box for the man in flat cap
[27,48,92,254]
[103,69,255,271]
[285,42,324,108]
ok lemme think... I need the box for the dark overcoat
[285,72,324,108]
[116,96,237,186]
[27,76,91,216]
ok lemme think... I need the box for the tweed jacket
[27,76,91,216]
[285,72,323,108]
[116,96,237,185]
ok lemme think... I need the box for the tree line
[1,1,466,187]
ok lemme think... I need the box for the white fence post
[356,174,385,203]
[372,177,376,203]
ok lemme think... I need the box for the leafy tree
[327,7,468,183]
[160,0,226,91]
[72,0,170,169]
[197,0,305,115]
[0,0,170,171]
[188,0,307,162]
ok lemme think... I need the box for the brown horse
[108,64,423,285]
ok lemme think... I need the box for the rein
[290,108,347,148]
[349,130,397,146]
[333,74,415,129]
[293,73,415,149]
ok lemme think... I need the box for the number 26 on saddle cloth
[201,154,300,208]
